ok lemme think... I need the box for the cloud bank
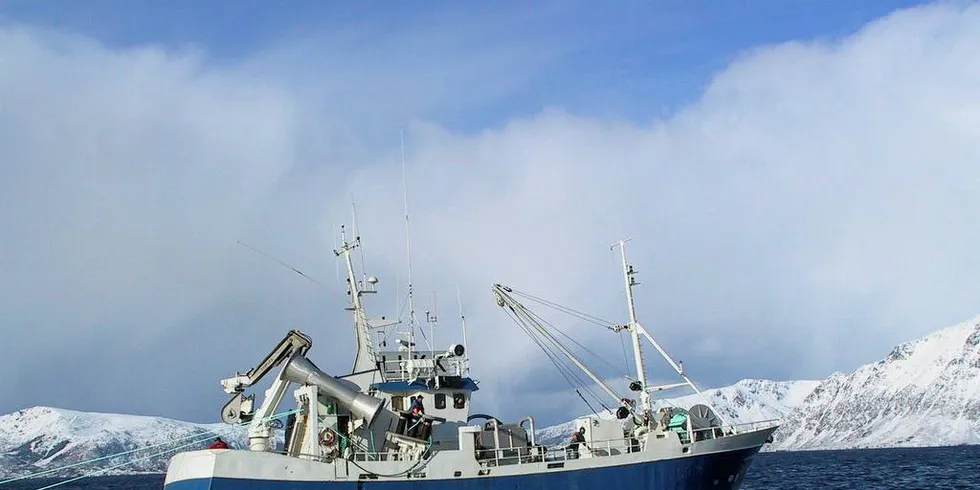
[2,2,980,425]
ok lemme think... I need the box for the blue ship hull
[164,445,760,490]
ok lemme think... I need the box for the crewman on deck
[208,437,229,449]
[568,427,586,459]
[409,394,425,416]
[407,395,425,438]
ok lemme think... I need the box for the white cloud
[338,1,980,419]
[2,2,980,425]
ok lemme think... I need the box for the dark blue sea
[4,445,978,489]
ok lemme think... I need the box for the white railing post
[492,420,501,465]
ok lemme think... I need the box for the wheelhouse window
[453,393,466,409]
[434,393,447,410]
[391,395,405,411]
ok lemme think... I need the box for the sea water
[742,445,979,489]
[6,445,979,489]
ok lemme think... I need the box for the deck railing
[679,419,781,444]
[480,418,782,468]
[476,435,637,468]
[274,419,781,469]
[377,357,468,382]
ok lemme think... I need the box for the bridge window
[391,395,405,411]
[453,393,466,409]
[434,393,447,410]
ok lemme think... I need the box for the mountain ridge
[3,314,979,478]
[768,314,980,450]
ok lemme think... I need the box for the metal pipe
[283,355,386,427]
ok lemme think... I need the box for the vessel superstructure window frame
[434,393,447,410]
[453,392,466,409]
[391,395,405,411]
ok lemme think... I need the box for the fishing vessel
[163,226,779,489]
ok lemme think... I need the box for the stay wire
[505,301,611,411]
[521,305,626,377]
[508,289,615,328]
[501,307,582,396]
[501,303,609,414]
[619,331,632,378]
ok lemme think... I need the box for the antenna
[456,282,469,376]
[401,129,419,356]
[332,223,340,286]
[430,291,438,355]
[351,195,368,288]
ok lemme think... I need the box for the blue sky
[0,0,930,128]
[3,0,979,427]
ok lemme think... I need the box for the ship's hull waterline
[164,428,774,490]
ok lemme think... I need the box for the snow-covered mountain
[0,406,249,479]
[770,314,980,450]
[3,314,979,478]
[536,315,980,451]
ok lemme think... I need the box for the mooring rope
[0,408,303,488]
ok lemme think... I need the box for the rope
[0,408,302,488]
[326,423,369,454]
[1,423,243,485]
[33,433,222,490]
[346,436,433,478]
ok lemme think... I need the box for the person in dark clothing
[208,437,229,449]
[409,395,425,416]
[568,427,586,459]
[407,395,425,438]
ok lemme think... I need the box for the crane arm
[220,329,313,394]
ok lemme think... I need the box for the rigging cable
[620,331,632,378]
[502,303,604,401]
[508,289,615,328]
[33,434,226,490]
[236,240,324,287]
[504,300,613,410]
[503,287,652,409]
[500,306,600,411]
[520,304,631,376]
[500,302,610,414]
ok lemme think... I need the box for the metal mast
[612,239,735,430]
[613,239,652,415]
[335,225,375,373]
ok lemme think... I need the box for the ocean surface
[4,445,978,489]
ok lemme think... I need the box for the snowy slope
[771,315,980,450]
[0,406,249,478]
[536,314,980,452]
